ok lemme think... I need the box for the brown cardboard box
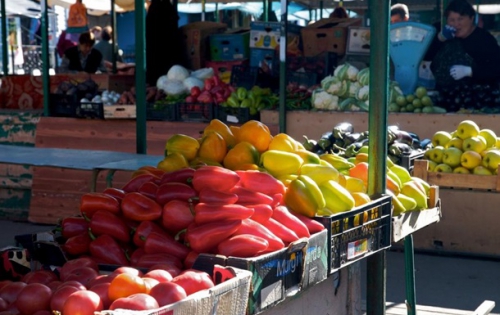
[181,21,227,70]
[301,18,362,57]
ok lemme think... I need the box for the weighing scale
[389,22,436,95]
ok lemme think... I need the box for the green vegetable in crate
[236,87,248,101]
[226,94,240,108]
[356,68,370,86]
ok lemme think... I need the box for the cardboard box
[302,229,328,290]
[249,22,302,50]
[209,29,250,61]
[181,21,228,70]
[250,48,276,72]
[301,18,362,57]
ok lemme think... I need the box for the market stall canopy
[1,0,54,18]
[42,0,131,16]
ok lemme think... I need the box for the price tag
[347,238,368,260]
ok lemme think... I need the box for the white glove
[450,65,472,80]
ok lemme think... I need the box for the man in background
[391,3,409,24]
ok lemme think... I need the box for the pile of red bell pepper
[60,165,326,271]
[185,76,235,105]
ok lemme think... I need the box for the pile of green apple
[424,120,500,175]
[389,86,443,113]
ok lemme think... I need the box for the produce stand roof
[1,0,54,18]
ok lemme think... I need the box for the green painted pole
[366,0,390,314]
[319,0,323,19]
[111,0,117,74]
[135,0,146,154]
[1,0,8,75]
[41,0,50,116]
[215,3,219,22]
[404,235,417,315]
[278,0,288,133]
[202,0,206,21]
[263,0,268,22]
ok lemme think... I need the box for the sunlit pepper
[203,119,237,148]
[197,131,227,163]
[299,163,340,185]
[238,120,273,153]
[268,133,299,152]
[318,180,355,215]
[293,149,321,164]
[165,134,200,160]
[284,175,326,218]
[157,152,189,173]
[223,141,260,171]
[260,150,303,177]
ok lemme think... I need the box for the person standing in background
[90,26,102,42]
[329,6,349,19]
[94,26,123,63]
[58,31,105,74]
[390,3,410,24]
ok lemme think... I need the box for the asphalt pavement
[1,220,498,314]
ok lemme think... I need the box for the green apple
[405,104,415,112]
[445,137,463,150]
[473,165,493,175]
[460,150,482,170]
[442,147,463,168]
[388,102,400,112]
[427,146,445,164]
[456,120,480,140]
[414,108,422,113]
[479,129,497,148]
[421,95,433,107]
[482,149,500,172]
[395,96,407,106]
[453,166,470,174]
[405,94,415,103]
[462,136,487,153]
[432,131,452,147]
[434,163,453,173]
[415,86,428,99]
[427,160,437,171]
[412,99,422,108]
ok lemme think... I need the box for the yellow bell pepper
[268,133,298,152]
[284,175,326,217]
[318,180,355,215]
[157,152,189,172]
[294,149,321,164]
[260,150,303,177]
[276,174,299,188]
[197,131,227,163]
[165,134,200,161]
[238,120,273,153]
[203,119,237,148]
[223,141,260,171]
[300,163,340,185]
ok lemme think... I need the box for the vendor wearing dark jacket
[425,0,500,88]
[58,31,106,74]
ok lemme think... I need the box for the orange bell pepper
[197,131,227,163]
[165,134,200,161]
[238,120,273,153]
[223,141,260,171]
[203,119,237,148]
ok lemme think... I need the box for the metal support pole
[215,3,219,22]
[366,0,390,314]
[404,235,417,315]
[263,0,268,21]
[278,0,288,133]
[111,0,117,74]
[319,0,324,19]
[41,0,50,116]
[1,0,8,75]
[135,0,146,154]
[202,0,206,21]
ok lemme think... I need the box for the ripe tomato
[0,297,7,311]
[109,293,159,311]
[64,267,99,289]
[58,280,87,291]
[149,281,187,307]
[108,273,148,301]
[0,281,12,291]
[60,257,99,282]
[87,274,115,288]
[148,264,181,278]
[142,277,160,293]
[171,270,214,296]
[15,283,52,315]
[63,290,103,315]
[33,311,52,315]
[46,281,63,291]
[89,283,111,310]
[50,285,82,312]
[111,266,144,278]
[0,281,27,305]
[143,269,173,283]
[21,270,58,285]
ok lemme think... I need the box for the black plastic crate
[177,102,214,122]
[146,102,177,121]
[314,195,392,274]
[215,106,260,124]
[76,102,104,119]
[49,94,79,117]
[230,65,258,90]
[273,52,338,83]
[287,71,318,87]
[399,150,425,172]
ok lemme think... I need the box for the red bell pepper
[89,210,131,243]
[292,212,326,234]
[183,251,199,270]
[235,219,284,253]
[190,86,201,98]
[103,188,126,203]
[59,257,99,282]
[134,253,183,270]
[161,200,194,235]
[143,232,190,261]
[191,166,240,192]
[272,205,310,239]
[89,234,129,266]
[62,232,91,256]
[235,170,286,196]
[262,218,300,244]
[59,216,89,239]
[217,234,269,258]
[203,78,213,91]
[133,221,169,248]
[186,220,242,254]
[248,204,273,224]
[193,203,254,225]
[156,182,197,206]
[137,181,159,200]
[230,186,273,205]
[130,247,146,267]
[122,174,160,193]
[121,192,162,221]
[80,193,120,219]
[132,166,165,179]
[271,193,283,208]
[196,188,238,205]
[160,168,195,185]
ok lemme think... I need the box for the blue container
[209,30,250,61]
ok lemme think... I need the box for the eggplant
[302,136,317,152]
[332,122,354,139]
[388,141,413,157]
[420,139,432,150]
[393,129,415,146]
[343,132,362,147]
[344,142,364,158]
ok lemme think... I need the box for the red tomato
[143,269,173,283]
[50,285,82,312]
[148,264,181,278]
[149,282,187,307]
[0,281,12,291]
[15,283,52,315]
[63,290,103,315]
[0,297,7,311]
[58,280,87,291]
[171,270,214,296]
[109,293,159,311]
[60,257,99,282]
[0,281,27,305]
[142,277,160,293]
[21,270,58,285]
[108,273,148,302]
[111,266,144,278]
[64,267,99,289]
[46,281,63,291]
[33,311,52,315]
[89,283,111,310]
[87,274,115,288]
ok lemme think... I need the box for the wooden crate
[103,105,136,119]
[413,160,500,191]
